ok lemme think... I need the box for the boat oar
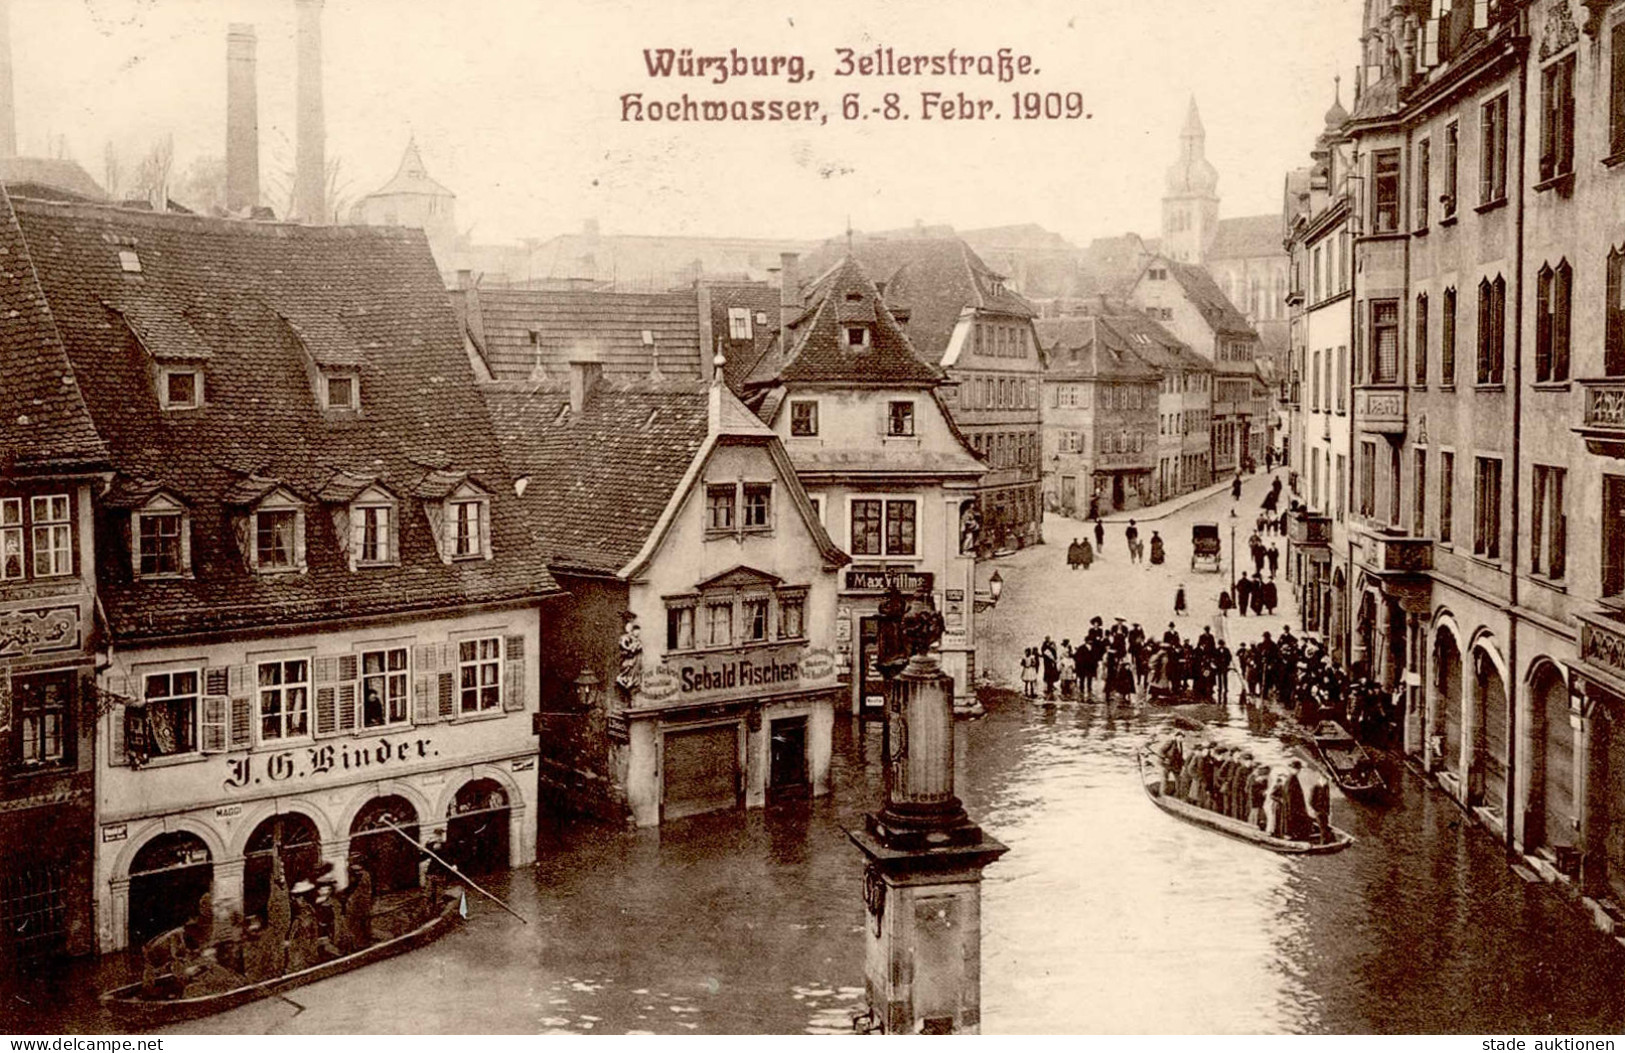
[377,818,529,925]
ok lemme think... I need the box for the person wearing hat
[1283,760,1311,840]
[1174,583,1188,617]
[1157,731,1186,793]
[338,860,374,953]
[1249,764,1272,829]
[286,880,322,971]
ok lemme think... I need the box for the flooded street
[10,480,1625,1034]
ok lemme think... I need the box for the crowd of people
[1233,629,1404,749]
[1020,618,1238,707]
[1153,733,1335,844]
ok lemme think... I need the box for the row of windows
[122,489,490,581]
[1216,338,1255,364]
[1057,429,1147,456]
[1352,443,1567,580]
[1160,371,1209,394]
[665,587,806,652]
[0,495,72,581]
[1359,278,1507,389]
[974,320,1032,360]
[1307,232,1352,304]
[962,375,1038,412]
[1159,410,1210,436]
[1306,347,1349,414]
[154,366,359,414]
[1372,91,1509,236]
[788,399,918,437]
[125,636,515,761]
[705,482,775,534]
[968,430,1038,470]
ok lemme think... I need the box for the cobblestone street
[978,470,1299,688]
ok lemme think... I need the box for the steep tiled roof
[1165,261,1257,338]
[483,379,710,573]
[1041,297,1210,375]
[1034,318,1161,382]
[12,198,557,641]
[467,287,702,383]
[798,236,1034,362]
[743,256,942,388]
[0,158,106,202]
[0,189,106,473]
[1207,215,1285,263]
[703,280,781,392]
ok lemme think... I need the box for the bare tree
[130,134,175,209]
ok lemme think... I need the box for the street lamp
[975,569,1003,612]
[573,668,601,710]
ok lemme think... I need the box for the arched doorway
[446,780,510,876]
[1435,630,1463,776]
[242,814,323,923]
[1476,649,1509,814]
[1530,664,1575,849]
[349,796,420,893]
[127,831,213,949]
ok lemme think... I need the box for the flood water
[9,696,1625,1035]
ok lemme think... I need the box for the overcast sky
[15,0,1362,247]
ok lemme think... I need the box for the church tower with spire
[1161,97,1220,264]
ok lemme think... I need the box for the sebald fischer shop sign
[641,643,836,706]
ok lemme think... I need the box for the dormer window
[344,485,399,568]
[450,498,483,558]
[324,373,359,411]
[728,307,753,339]
[132,493,190,579]
[846,326,870,349]
[161,368,201,410]
[256,509,299,570]
[415,473,492,563]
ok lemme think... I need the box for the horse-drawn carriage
[1191,522,1222,572]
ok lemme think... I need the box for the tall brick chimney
[0,0,17,159]
[226,24,260,213]
[293,0,326,223]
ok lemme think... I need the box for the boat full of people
[100,855,465,1026]
[1138,734,1354,855]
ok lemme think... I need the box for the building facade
[1316,0,1625,926]
[1131,257,1264,476]
[487,366,847,828]
[3,197,560,954]
[800,236,1046,556]
[1284,96,1357,662]
[741,256,986,715]
[0,189,108,965]
[1035,316,1163,515]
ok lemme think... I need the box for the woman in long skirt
[1174,584,1188,617]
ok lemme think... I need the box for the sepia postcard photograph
[1,0,1625,1039]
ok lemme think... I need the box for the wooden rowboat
[1308,721,1389,803]
[1137,748,1354,855]
[100,891,463,1027]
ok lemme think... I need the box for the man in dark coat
[1232,474,1243,501]
[1214,641,1233,704]
[1094,518,1106,553]
[1282,760,1311,840]
[1262,577,1279,616]
[1250,572,1267,616]
[1309,773,1334,844]
[1235,574,1252,617]
[1268,543,1280,578]
[1067,538,1083,569]
[1041,637,1060,699]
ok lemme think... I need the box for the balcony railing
[1357,527,1433,575]
[1288,510,1332,547]
[1577,378,1625,458]
[1356,386,1407,435]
